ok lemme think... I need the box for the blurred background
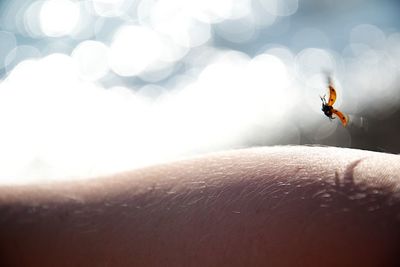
[0,0,399,184]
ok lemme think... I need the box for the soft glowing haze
[0,0,399,184]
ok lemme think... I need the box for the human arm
[1,146,400,266]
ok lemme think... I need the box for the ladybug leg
[320,95,326,104]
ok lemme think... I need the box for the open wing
[327,83,337,106]
[332,109,348,126]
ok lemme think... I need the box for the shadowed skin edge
[0,146,399,266]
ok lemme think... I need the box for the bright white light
[245,53,291,120]
[150,1,212,48]
[139,0,252,26]
[0,49,298,184]
[187,0,252,23]
[2,1,400,185]
[8,1,31,37]
[250,0,277,26]
[109,25,162,76]
[91,0,127,17]
[72,40,109,81]
[5,45,42,73]
[39,0,80,37]
[194,0,238,22]
[345,52,397,111]
[109,24,186,78]
[0,54,142,183]
[166,51,291,150]
[0,54,184,184]
[248,53,290,89]
[264,46,295,66]
[69,1,98,40]
[23,1,44,38]
[295,48,338,79]
[138,61,176,83]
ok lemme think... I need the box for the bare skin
[0,146,400,266]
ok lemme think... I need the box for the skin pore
[0,146,400,266]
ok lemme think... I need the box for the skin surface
[0,146,400,266]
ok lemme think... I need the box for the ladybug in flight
[320,76,348,126]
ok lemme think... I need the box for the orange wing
[332,109,348,126]
[327,83,337,106]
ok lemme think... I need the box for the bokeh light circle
[39,0,80,37]
[258,0,299,16]
[0,31,17,70]
[72,40,109,81]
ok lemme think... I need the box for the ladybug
[320,77,348,126]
